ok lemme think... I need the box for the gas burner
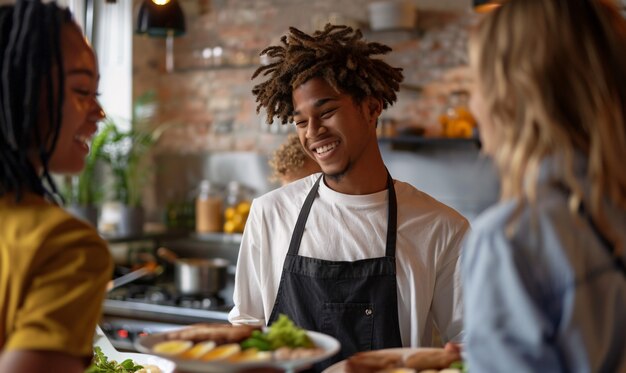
[106,282,232,311]
[107,284,176,305]
[175,294,225,310]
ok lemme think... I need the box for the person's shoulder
[1,193,109,263]
[471,201,515,234]
[394,179,469,228]
[44,208,108,253]
[464,199,537,260]
[1,192,96,236]
[471,193,566,243]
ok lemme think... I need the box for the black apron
[268,173,403,371]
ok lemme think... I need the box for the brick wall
[133,0,478,155]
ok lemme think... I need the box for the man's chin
[322,162,351,182]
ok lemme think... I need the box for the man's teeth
[74,135,88,144]
[315,141,339,154]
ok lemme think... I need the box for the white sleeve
[431,219,469,343]
[228,200,266,326]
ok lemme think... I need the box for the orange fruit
[236,201,251,215]
[224,207,236,220]
[223,220,236,234]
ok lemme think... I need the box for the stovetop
[107,283,231,310]
[103,281,234,325]
[102,267,236,351]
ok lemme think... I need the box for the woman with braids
[0,1,111,372]
[229,24,469,369]
[463,0,626,371]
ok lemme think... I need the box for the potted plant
[63,122,116,227]
[101,120,167,236]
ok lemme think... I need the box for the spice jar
[195,180,223,233]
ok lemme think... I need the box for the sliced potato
[179,340,216,359]
[152,339,193,356]
[201,343,241,361]
[228,348,272,363]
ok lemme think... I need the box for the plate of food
[90,326,176,373]
[323,347,466,373]
[135,314,341,373]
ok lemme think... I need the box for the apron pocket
[321,302,374,355]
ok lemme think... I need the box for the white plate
[323,347,442,373]
[135,328,341,373]
[93,327,176,373]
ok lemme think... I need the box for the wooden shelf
[189,232,243,245]
[102,230,241,246]
[172,63,258,73]
[101,229,189,244]
[379,136,481,150]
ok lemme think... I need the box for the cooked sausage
[404,349,461,371]
[164,323,261,345]
[346,350,403,373]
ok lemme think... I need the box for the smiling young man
[229,25,469,370]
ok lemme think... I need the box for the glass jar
[195,180,223,233]
[223,181,252,234]
[439,90,476,138]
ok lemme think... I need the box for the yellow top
[0,193,112,360]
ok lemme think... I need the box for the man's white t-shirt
[229,173,469,347]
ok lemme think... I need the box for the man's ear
[365,97,383,125]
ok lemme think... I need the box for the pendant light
[136,0,186,72]
[136,0,185,37]
[473,0,504,13]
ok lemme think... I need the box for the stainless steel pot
[174,257,229,295]
[157,247,229,296]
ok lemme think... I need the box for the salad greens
[85,347,144,373]
[241,314,313,351]
[449,360,468,372]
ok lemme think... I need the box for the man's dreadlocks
[0,1,72,201]
[252,24,404,125]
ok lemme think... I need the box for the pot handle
[106,261,162,292]
[156,246,179,264]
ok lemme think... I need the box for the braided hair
[0,1,72,201]
[252,24,404,125]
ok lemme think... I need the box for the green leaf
[449,360,468,372]
[84,347,144,373]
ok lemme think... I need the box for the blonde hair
[470,0,626,253]
[269,133,317,183]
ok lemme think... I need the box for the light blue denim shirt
[462,156,626,373]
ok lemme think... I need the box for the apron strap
[287,172,398,258]
[287,175,323,256]
[385,172,397,258]
[554,181,626,278]
[578,202,626,278]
